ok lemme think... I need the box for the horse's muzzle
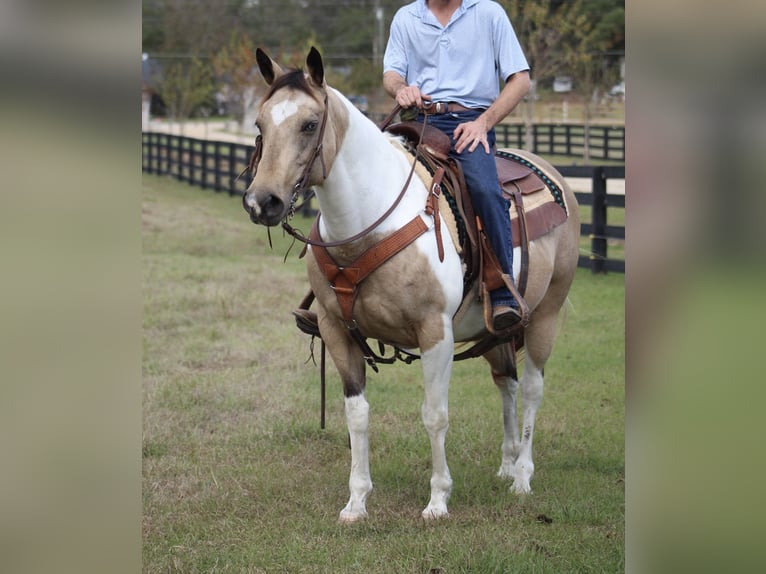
[242,190,285,226]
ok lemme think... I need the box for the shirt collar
[416,0,482,22]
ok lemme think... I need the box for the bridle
[289,90,329,218]
[240,90,329,221]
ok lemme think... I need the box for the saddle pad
[497,150,569,248]
[507,198,567,248]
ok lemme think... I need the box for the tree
[497,0,623,158]
[579,0,625,53]
[151,58,216,130]
[211,31,262,129]
[143,0,246,56]
[558,4,623,161]
[500,0,589,149]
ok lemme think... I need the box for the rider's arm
[479,70,531,130]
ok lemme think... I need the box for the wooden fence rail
[142,132,624,273]
[484,123,624,162]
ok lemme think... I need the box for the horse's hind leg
[483,343,521,480]
[485,307,560,494]
[512,308,561,494]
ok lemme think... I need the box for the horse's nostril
[263,194,284,217]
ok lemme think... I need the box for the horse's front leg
[320,318,372,523]
[419,318,455,519]
[341,391,372,522]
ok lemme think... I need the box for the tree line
[142,0,624,127]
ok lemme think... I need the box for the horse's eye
[302,120,318,133]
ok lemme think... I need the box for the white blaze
[270,99,298,126]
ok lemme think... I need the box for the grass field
[143,173,624,573]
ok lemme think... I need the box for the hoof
[421,506,449,520]
[339,508,367,524]
[497,463,515,480]
[510,480,532,495]
[510,461,534,494]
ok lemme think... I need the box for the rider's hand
[395,85,429,110]
[454,115,491,155]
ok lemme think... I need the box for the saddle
[385,121,568,303]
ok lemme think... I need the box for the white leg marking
[270,99,298,126]
[511,357,544,494]
[339,394,372,523]
[419,329,454,519]
[496,376,521,480]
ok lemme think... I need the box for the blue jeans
[420,111,516,307]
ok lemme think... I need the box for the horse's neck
[316,102,426,241]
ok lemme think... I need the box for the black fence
[142,132,624,273]
[561,165,625,274]
[493,123,625,162]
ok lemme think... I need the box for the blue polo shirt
[383,0,529,109]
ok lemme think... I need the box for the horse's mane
[263,69,320,103]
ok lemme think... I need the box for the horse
[242,47,580,522]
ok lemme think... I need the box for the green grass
[143,173,624,573]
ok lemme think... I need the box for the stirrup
[481,280,529,338]
[293,308,320,337]
[491,304,523,332]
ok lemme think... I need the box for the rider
[383,0,530,330]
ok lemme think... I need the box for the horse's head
[243,47,343,226]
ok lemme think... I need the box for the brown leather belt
[425,101,483,114]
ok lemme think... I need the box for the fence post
[143,133,152,174]
[201,139,209,189]
[590,166,607,274]
[213,142,222,192]
[188,138,196,185]
[157,134,165,174]
[173,136,182,180]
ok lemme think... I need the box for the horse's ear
[306,46,325,88]
[256,48,284,86]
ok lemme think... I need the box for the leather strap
[309,215,429,325]
[507,184,530,297]
[425,166,445,262]
[476,216,530,334]
[378,104,403,131]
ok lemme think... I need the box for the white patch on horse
[270,99,298,126]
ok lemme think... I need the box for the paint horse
[243,47,580,522]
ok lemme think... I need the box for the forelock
[264,69,319,103]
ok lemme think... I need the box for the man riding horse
[383,0,531,331]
